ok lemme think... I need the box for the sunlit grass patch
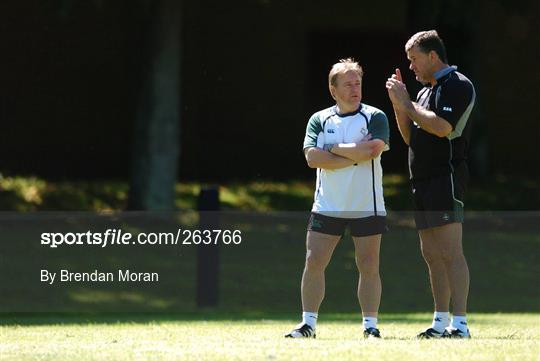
[1,313,538,361]
[0,174,537,211]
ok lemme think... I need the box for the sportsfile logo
[40,229,243,248]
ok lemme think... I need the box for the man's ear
[329,85,336,100]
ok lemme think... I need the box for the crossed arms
[304,138,386,170]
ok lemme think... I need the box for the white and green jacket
[303,104,390,218]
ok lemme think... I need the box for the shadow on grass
[1,213,538,327]
[0,311,436,326]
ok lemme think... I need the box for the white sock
[451,315,468,332]
[363,317,377,330]
[431,312,450,333]
[302,312,318,329]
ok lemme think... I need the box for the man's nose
[409,63,414,71]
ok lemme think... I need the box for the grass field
[1,176,538,360]
[1,214,539,314]
[1,313,539,360]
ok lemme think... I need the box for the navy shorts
[307,212,388,237]
[412,172,466,230]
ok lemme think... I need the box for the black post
[196,186,220,307]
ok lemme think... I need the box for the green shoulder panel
[303,112,323,150]
[368,111,390,146]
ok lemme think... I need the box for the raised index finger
[395,68,403,82]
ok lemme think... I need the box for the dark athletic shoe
[285,323,316,338]
[363,327,381,339]
[442,327,471,339]
[417,327,446,339]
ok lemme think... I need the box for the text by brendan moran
[40,269,159,284]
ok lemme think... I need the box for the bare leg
[419,228,451,312]
[301,231,341,312]
[432,223,469,315]
[353,234,382,317]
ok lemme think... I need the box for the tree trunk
[128,0,181,210]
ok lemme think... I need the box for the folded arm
[403,102,452,138]
[304,147,356,169]
[386,69,452,139]
[328,139,386,163]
